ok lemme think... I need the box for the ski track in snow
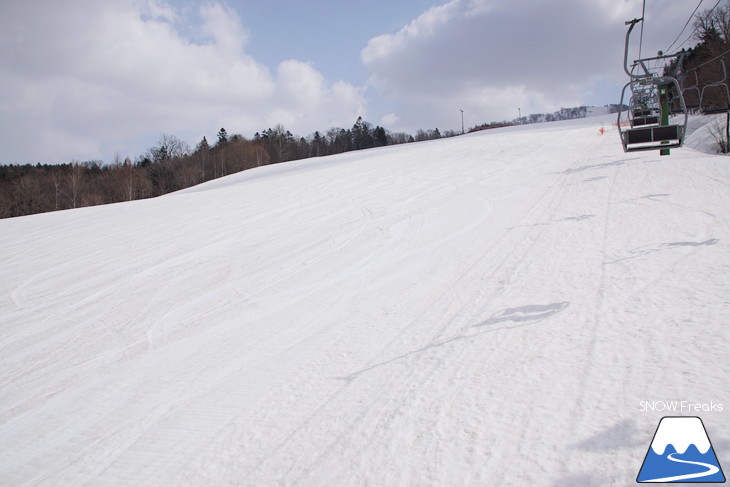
[1,115,729,486]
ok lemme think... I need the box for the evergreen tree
[373,126,387,147]
[352,116,374,150]
[217,128,229,146]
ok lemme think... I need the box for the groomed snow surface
[1,114,729,486]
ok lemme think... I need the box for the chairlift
[629,102,660,127]
[666,80,686,115]
[679,70,701,110]
[628,92,661,127]
[618,77,687,152]
[699,59,730,114]
[617,18,688,153]
[627,77,661,127]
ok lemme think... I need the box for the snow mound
[684,113,730,155]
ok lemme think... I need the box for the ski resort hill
[1,114,728,486]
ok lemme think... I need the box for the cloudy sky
[0,0,705,164]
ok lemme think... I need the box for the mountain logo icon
[637,416,725,483]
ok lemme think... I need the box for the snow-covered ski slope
[1,115,728,486]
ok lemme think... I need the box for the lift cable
[684,46,730,73]
[665,0,705,54]
[666,0,724,55]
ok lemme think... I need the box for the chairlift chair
[627,73,662,127]
[629,104,660,127]
[618,76,687,152]
[667,82,686,115]
[679,70,701,111]
[629,95,661,127]
[617,18,688,153]
[699,59,730,114]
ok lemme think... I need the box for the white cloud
[361,0,693,132]
[198,2,248,57]
[380,113,399,127]
[269,60,366,131]
[0,0,365,163]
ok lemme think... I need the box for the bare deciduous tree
[67,160,84,208]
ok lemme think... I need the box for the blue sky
[0,0,705,164]
[215,1,441,82]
